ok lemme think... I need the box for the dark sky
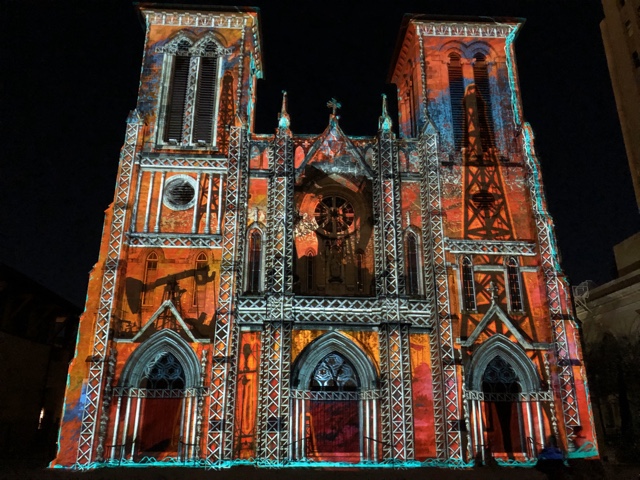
[1,0,638,307]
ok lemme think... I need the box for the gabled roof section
[296,115,373,179]
[132,299,198,343]
[458,302,549,350]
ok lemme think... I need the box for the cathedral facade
[53,6,598,468]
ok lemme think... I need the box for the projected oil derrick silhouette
[52,6,598,471]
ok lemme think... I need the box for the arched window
[193,252,208,308]
[448,53,465,152]
[462,256,476,311]
[405,233,421,296]
[246,230,263,294]
[193,40,220,144]
[305,250,315,292]
[310,352,359,391]
[142,252,159,306]
[159,33,225,147]
[164,39,192,143]
[141,352,186,390]
[506,257,523,312]
[472,53,495,151]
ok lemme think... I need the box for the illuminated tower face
[53,8,597,470]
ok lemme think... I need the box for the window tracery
[158,32,231,147]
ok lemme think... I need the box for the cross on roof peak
[327,98,341,116]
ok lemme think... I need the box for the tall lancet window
[306,250,315,293]
[462,256,476,311]
[160,33,225,147]
[246,230,263,294]
[472,53,495,151]
[192,41,220,144]
[193,252,208,308]
[405,233,421,296]
[506,257,523,312]
[448,53,465,153]
[142,252,159,306]
[164,40,191,143]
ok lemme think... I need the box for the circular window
[163,175,196,211]
[314,195,355,236]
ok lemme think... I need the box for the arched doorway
[290,332,380,463]
[466,335,549,462]
[481,356,523,456]
[137,352,185,456]
[108,330,202,462]
[307,353,360,459]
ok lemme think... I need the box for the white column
[536,401,545,450]
[120,396,132,460]
[471,396,479,458]
[143,172,155,233]
[131,169,143,232]
[216,174,224,234]
[204,173,213,234]
[478,400,485,463]
[131,395,142,459]
[111,396,123,460]
[191,173,201,234]
[526,400,535,456]
[154,172,166,233]
[516,400,526,456]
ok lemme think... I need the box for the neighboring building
[53,6,598,469]
[576,233,640,463]
[601,0,640,211]
[570,0,640,463]
[0,263,79,462]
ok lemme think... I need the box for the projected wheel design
[314,196,355,236]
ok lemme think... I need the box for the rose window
[314,196,355,236]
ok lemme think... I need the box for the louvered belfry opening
[164,55,190,143]
[194,55,219,144]
[472,54,495,151]
[447,54,465,153]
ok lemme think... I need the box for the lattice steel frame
[521,126,580,446]
[76,111,142,465]
[256,123,294,463]
[207,125,248,464]
[419,124,463,461]
[376,131,414,461]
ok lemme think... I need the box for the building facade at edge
[53,5,598,468]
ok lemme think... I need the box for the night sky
[1,0,638,308]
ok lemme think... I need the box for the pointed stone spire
[278,90,290,131]
[378,94,393,132]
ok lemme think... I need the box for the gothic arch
[466,334,540,393]
[159,30,196,54]
[292,332,378,390]
[190,31,228,54]
[120,329,201,389]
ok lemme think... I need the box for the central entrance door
[307,353,360,461]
